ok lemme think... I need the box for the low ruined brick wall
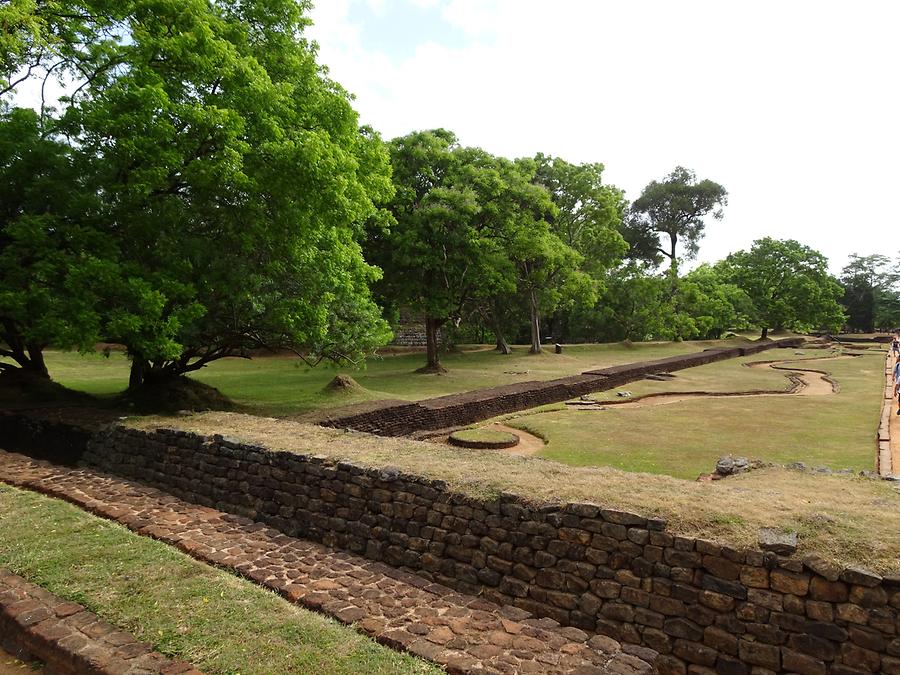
[318,338,804,436]
[0,568,199,674]
[82,425,900,674]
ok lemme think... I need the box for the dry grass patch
[129,412,900,573]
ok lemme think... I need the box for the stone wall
[82,425,900,674]
[317,338,804,436]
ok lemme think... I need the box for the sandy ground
[495,357,844,457]
[0,647,37,674]
[478,423,547,456]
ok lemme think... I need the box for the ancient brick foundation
[316,338,804,436]
[82,425,900,674]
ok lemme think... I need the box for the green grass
[505,350,886,479]
[0,485,438,675]
[26,340,745,416]
[449,428,517,444]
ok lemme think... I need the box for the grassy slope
[132,413,900,573]
[0,486,437,675]
[504,350,884,479]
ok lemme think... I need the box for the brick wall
[82,425,900,674]
[317,338,804,436]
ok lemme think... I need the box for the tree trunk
[760,326,769,340]
[491,315,512,355]
[529,290,542,354]
[24,342,50,379]
[417,316,447,373]
[129,357,146,389]
[0,322,49,379]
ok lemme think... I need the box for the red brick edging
[0,568,201,675]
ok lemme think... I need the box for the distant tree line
[367,130,849,370]
[0,0,879,384]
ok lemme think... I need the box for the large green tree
[532,155,628,342]
[0,107,113,378]
[2,0,394,387]
[840,254,900,331]
[718,238,845,338]
[629,166,727,276]
[371,130,504,372]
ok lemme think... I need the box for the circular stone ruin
[448,428,520,449]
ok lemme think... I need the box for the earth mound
[124,377,234,413]
[323,374,366,395]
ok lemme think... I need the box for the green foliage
[2,0,393,384]
[0,107,114,376]
[719,238,846,337]
[372,131,590,364]
[840,253,900,331]
[629,166,727,272]
[533,154,628,277]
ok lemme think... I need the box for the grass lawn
[0,485,437,675]
[30,339,746,416]
[132,412,900,573]
[502,349,886,479]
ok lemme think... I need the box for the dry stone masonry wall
[82,424,900,675]
[317,338,804,436]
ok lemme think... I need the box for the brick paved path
[0,568,200,674]
[0,451,654,675]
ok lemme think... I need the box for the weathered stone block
[770,568,810,596]
[698,589,735,613]
[702,625,737,655]
[739,566,769,589]
[672,639,717,666]
[836,602,870,625]
[738,638,780,669]
[839,641,881,672]
[809,577,848,603]
[781,647,826,675]
[850,585,888,608]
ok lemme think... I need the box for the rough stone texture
[0,452,651,675]
[757,528,798,556]
[0,567,201,675]
[36,416,893,674]
[312,339,804,436]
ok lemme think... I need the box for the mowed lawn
[36,339,734,416]
[505,349,886,479]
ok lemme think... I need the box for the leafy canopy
[719,237,845,337]
[1,0,393,381]
[630,166,727,268]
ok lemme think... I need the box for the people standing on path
[894,355,900,414]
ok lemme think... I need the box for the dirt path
[478,423,546,456]
[886,354,900,476]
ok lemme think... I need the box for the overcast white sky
[307,0,900,275]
